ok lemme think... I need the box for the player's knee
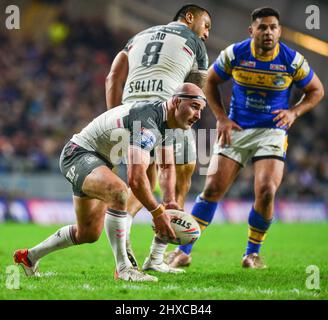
[77,229,101,244]
[203,180,225,202]
[257,183,277,206]
[104,183,129,209]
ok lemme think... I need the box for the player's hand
[272,109,297,129]
[153,212,176,239]
[163,200,182,211]
[217,118,242,147]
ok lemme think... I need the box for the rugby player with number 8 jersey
[106,4,211,273]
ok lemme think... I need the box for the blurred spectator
[0,15,327,201]
[0,16,115,173]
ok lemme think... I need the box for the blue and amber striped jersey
[213,38,314,128]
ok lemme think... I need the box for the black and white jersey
[122,22,208,103]
[71,101,173,165]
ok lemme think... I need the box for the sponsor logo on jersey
[246,96,271,112]
[233,69,292,90]
[128,80,163,94]
[66,166,76,184]
[273,75,287,86]
[270,64,287,71]
[138,128,157,150]
[240,60,256,68]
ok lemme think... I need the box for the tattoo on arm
[185,71,207,89]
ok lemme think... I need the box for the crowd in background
[1,16,327,201]
[0,16,121,172]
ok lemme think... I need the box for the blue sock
[179,195,218,255]
[245,207,272,256]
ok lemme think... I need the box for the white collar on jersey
[162,102,168,121]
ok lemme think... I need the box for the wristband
[150,204,165,218]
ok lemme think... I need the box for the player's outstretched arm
[205,66,242,146]
[127,146,176,239]
[156,146,180,210]
[105,51,129,109]
[272,73,324,129]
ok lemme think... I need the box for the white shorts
[213,128,288,167]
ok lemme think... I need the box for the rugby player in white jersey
[105,4,211,273]
[13,83,207,282]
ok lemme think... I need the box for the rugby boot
[164,249,192,268]
[242,253,267,269]
[142,256,185,273]
[114,267,158,282]
[13,249,40,277]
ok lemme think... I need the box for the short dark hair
[173,4,211,22]
[251,7,280,23]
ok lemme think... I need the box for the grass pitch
[0,222,327,300]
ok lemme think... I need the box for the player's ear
[248,25,253,37]
[185,12,194,24]
[277,24,282,38]
[172,96,180,108]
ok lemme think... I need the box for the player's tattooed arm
[185,70,207,89]
[105,51,129,109]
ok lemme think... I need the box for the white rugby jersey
[122,22,208,103]
[71,101,173,165]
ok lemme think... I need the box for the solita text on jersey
[128,80,163,94]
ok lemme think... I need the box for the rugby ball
[156,209,201,245]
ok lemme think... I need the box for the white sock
[126,213,133,243]
[28,225,77,263]
[149,236,168,264]
[104,209,132,273]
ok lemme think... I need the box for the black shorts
[59,141,113,197]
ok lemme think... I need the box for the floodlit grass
[0,222,327,300]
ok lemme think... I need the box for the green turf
[0,222,327,300]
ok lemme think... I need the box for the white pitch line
[20,282,324,299]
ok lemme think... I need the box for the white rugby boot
[142,256,185,273]
[114,267,158,282]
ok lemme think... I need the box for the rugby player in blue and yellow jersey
[166,7,324,269]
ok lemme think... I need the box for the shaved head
[173,83,206,103]
[174,82,205,96]
[166,83,206,130]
